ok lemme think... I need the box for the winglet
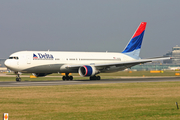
[122,22,147,59]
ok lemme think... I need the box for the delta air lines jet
[4,22,170,81]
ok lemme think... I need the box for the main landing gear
[62,73,73,81]
[16,74,21,82]
[90,76,101,80]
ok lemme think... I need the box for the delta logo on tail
[122,22,147,59]
[33,53,54,60]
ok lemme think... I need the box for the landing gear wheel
[62,73,73,81]
[66,76,69,80]
[62,76,66,81]
[69,76,73,80]
[16,78,19,82]
[90,76,101,80]
[16,73,21,82]
[90,76,93,80]
[97,76,101,80]
[16,77,21,82]
[90,76,95,80]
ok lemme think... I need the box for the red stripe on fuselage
[132,22,146,38]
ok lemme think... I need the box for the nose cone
[4,59,20,71]
[4,59,11,68]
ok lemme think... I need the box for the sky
[0,0,180,58]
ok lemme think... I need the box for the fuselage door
[27,55,31,64]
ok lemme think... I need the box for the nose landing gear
[16,74,21,82]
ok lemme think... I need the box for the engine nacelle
[32,73,51,77]
[78,65,98,77]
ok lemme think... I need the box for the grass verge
[0,81,180,119]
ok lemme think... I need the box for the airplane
[4,22,170,82]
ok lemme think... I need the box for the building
[131,45,180,70]
[163,45,180,64]
[0,59,7,72]
[0,59,6,67]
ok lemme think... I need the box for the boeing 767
[4,22,170,81]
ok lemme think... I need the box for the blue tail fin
[122,22,147,59]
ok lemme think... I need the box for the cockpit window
[9,56,19,60]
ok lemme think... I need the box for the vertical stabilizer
[122,22,147,59]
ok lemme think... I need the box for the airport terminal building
[132,45,180,70]
[0,58,7,72]
[0,59,6,67]
[163,45,180,64]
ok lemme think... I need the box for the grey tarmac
[0,77,180,87]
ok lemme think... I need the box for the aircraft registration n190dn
[4,22,170,82]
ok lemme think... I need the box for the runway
[0,77,180,87]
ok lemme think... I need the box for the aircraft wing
[95,57,171,67]
[65,57,171,69]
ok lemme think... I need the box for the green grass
[0,82,180,119]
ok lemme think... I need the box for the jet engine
[32,73,52,77]
[78,65,98,77]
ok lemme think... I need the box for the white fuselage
[5,51,135,73]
